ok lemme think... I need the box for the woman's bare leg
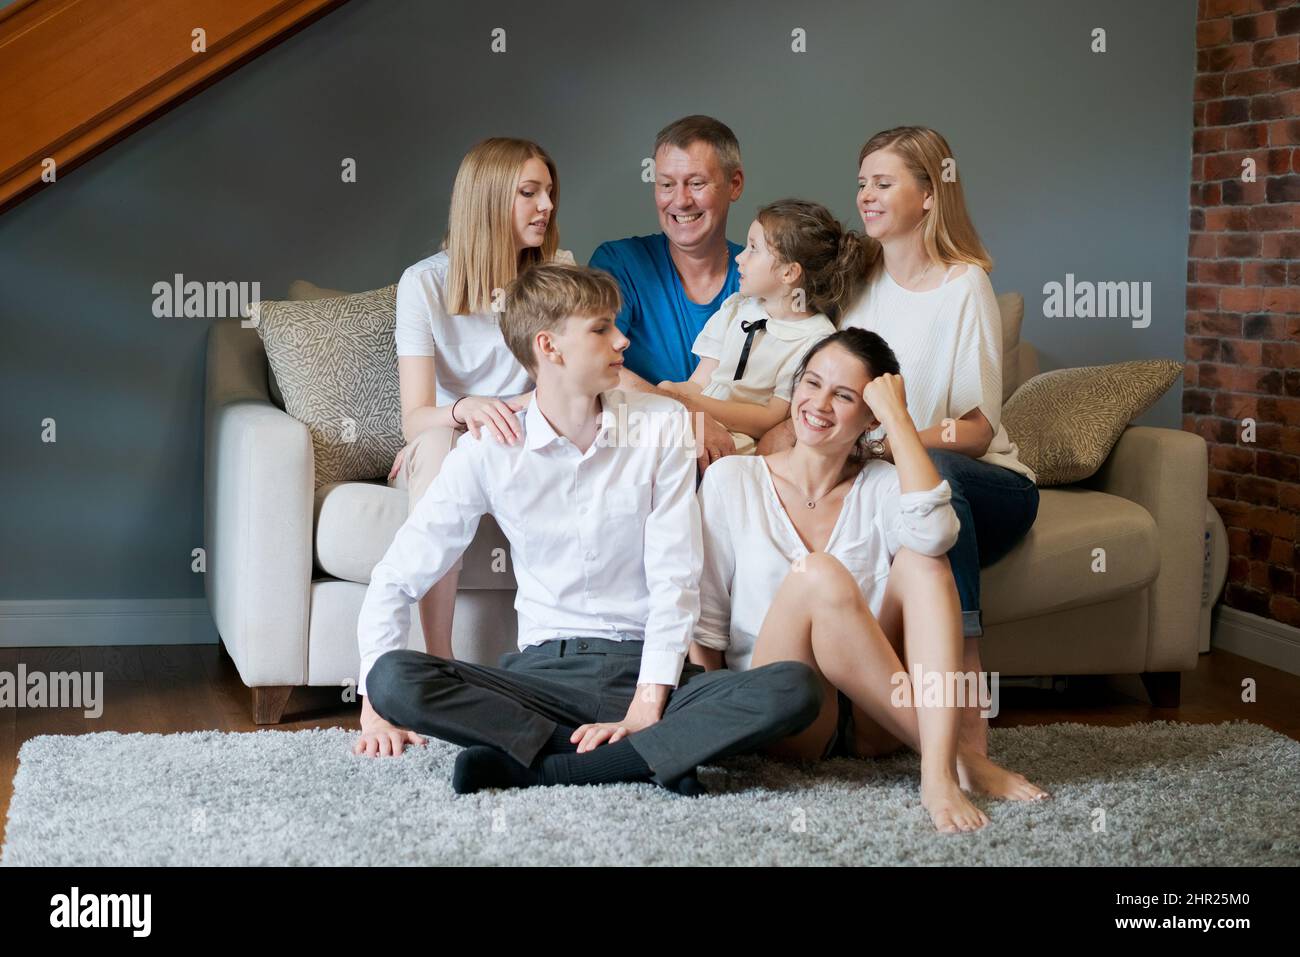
[866,550,1049,802]
[416,573,459,658]
[402,427,462,658]
[751,551,990,833]
[958,638,988,758]
[865,548,995,830]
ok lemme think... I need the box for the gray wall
[0,0,1196,602]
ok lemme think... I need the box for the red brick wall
[1186,0,1300,628]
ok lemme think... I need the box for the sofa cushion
[982,487,1159,625]
[995,292,1025,403]
[313,481,516,590]
[1002,359,1183,486]
[254,284,405,487]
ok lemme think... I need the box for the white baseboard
[1211,605,1300,677]
[0,599,218,647]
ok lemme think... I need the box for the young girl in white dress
[385,138,574,667]
[694,329,1049,833]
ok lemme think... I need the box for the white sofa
[203,292,1207,723]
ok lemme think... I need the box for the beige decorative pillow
[1003,359,1183,486]
[258,280,355,408]
[254,284,404,487]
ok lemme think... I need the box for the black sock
[452,746,541,794]
[538,739,653,786]
[669,768,708,797]
[545,724,579,754]
[453,741,704,796]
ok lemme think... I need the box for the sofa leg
[252,686,294,725]
[1140,671,1181,708]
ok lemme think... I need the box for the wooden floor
[1,644,1296,849]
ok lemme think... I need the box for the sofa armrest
[204,323,314,686]
[1082,426,1208,672]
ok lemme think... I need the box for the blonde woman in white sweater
[696,330,1048,834]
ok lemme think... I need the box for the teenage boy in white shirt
[354,262,822,794]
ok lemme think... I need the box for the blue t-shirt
[588,232,743,386]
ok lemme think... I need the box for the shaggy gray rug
[3,721,1297,866]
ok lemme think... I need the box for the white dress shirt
[695,455,959,672]
[840,261,1035,481]
[395,249,575,407]
[356,389,702,697]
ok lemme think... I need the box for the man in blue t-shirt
[589,115,745,465]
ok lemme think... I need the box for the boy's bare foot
[957,750,1050,802]
[920,771,990,833]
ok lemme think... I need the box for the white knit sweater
[840,260,1034,482]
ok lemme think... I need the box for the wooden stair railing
[0,0,349,214]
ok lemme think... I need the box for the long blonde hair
[444,138,560,315]
[858,126,993,274]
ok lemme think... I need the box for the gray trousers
[366,637,823,785]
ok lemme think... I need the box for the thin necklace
[899,259,935,288]
[770,466,840,509]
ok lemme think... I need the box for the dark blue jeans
[928,450,1039,639]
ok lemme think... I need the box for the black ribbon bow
[733,317,767,381]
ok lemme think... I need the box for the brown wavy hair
[755,198,872,325]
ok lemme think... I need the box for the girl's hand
[456,396,524,445]
[863,373,910,430]
[387,444,408,482]
[506,390,535,411]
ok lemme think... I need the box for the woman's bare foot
[957,749,1050,802]
[920,771,990,833]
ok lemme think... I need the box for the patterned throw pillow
[253,285,404,487]
[1002,359,1183,486]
